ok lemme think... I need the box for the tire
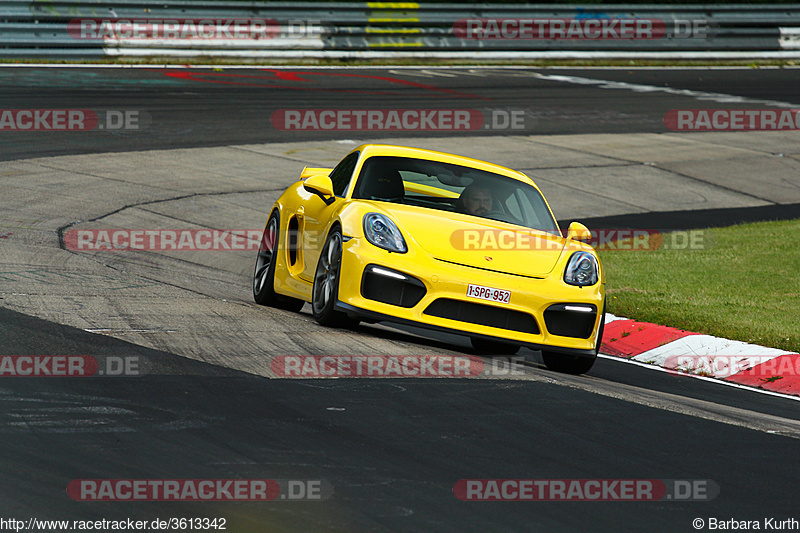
[470,337,520,355]
[253,211,305,312]
[541,303,605,375]
[312,227,359,328]
[541,351,596,375]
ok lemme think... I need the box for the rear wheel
[253,211,305,312]
[470,337,520,355]
[312,228,359,328]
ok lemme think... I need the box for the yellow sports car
[253,144,605,374]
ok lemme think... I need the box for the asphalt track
[2,66,800,161]
[4,306,800,532]
[1,67,800,532]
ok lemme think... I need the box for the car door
[299,151,360,281]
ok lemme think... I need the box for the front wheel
[541,303,605,375]
[253,211,305,312]
[312,228,359,328]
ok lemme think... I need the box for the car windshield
[352,155,560,234]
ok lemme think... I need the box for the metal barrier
[2,1,799,59]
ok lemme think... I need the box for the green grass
[599,218,800,353]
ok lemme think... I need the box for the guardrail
[2,1,799,59]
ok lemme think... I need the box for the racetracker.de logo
[67,479,279,501]
[453,479,719,501]
[272,355,492,378]
[663,354,800,379]
[63,229,263,252]
[0,110,96,131]
[454,18,666,40]
[67,479,331,501]
[0,355,143,377]
[450,229,707,251]
[0,109,141,131]
[665,109,800,131]
[270,109,529,131]
[68,18,280,40]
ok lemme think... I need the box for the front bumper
[336,236,604,357]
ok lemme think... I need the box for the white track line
[533,72,800,109]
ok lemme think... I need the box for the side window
[329,152,359,196]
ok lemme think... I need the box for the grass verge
[599,218,800,353]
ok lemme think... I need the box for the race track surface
[1,66,799,532]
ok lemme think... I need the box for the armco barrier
[1,1,800,59]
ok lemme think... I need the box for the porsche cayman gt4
[253,144,605,374]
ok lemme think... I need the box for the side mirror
[567,221,592,241]
[303,174,335,203]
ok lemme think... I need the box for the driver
[458,184,494,216]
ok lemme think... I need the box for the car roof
[352,144,536,186]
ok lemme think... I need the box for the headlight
[564,251,599,286]
[363,213,407,253]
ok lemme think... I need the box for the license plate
[467,284,511,304]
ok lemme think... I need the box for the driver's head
[460,185,493,215]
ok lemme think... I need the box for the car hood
[376,203,568,277]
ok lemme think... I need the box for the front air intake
[424,298,539,335]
